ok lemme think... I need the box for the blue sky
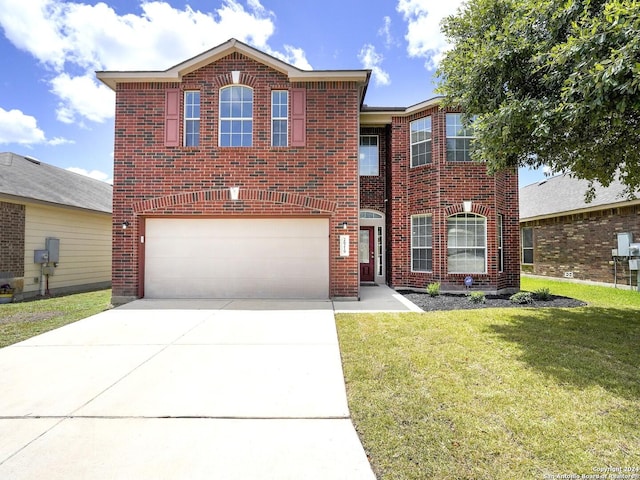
[0,0,546,186]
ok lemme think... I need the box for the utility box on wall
[617,232,633,257]
[46,237,60,263]
[34,250,49,264]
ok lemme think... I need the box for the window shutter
[164,89,180,147]
[290,88,306,147]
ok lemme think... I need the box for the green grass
[336,278,640,479]
[0,289,112,348]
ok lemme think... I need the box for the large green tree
[437,0,640,198]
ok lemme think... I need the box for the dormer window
[220,85,253,147]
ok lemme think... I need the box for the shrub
[534,287,552,301]
[468,291,486,304]
[426,282,441,297]
[510,291,534,305]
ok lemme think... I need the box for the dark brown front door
[359,226,375,282]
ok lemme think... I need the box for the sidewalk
[334,284,423,313]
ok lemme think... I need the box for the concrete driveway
[0,299,376,479]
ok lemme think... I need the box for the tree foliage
[437,0,640,198]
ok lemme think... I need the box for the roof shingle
[519,173,637,220]
[0,152,112,213]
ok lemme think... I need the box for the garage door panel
[144,218,329,299]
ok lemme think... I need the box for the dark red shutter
[290,88,306,147]
[164,89,180,147]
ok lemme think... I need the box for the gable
[97,38,370,97]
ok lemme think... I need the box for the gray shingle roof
[0,152,112,213]
[519,173,638,220]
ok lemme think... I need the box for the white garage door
[144,218,329,299]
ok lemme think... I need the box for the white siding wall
[23,203,111,295]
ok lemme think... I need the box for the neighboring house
[520,173,640,287]
[0,152,112,300]
[97,38,520,305]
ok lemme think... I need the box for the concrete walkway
[0,287,418,479]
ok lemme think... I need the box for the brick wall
[521,205,640,286]
[383,106,520,293]
[359,126,389,213]
[0,201,25,279]
[112,53,360,299]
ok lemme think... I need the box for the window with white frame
[522,227,534,264]
[497,214,504,272]
[184,91,200,147]
[410,117,432,167]
[447,213,486,273]
[446,113,475,162]
[272,90,288,146]
[359,136,379,175]
[411,215,433,272]
[220,85,253,147]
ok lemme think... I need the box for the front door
[359,226,375,282]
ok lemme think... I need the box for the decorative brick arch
[445,202,490,218]
[132,188,337,214]
[213,72,258,89]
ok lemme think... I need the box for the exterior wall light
[339,221,348,229]
[122,221,130,230]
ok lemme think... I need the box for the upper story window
[272,90,288,147]
[522,227,534,264]
[411,215,433,272]
[446,113,475,162]
[410,117,432,167]
[220,85,253,147]
[184,91,200,147]
[447,213,486,273]
[359,136,379,176]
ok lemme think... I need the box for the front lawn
[0,289,112,348]
[336,278,640,479]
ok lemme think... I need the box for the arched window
[219,85,253,147]
[447,213,486,273]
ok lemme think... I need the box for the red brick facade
[366,105,520,293]
[101,40,520,302]
[0,200,25,278]
[521,205,640,286]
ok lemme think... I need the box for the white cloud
[50,73,115,124]
[396,0,465,69]
[267,45,313,70]
[358,44,391,87]
[0,107,46,145]
[66,166,113,184]
[0,0,311,124]
[0,106,75,146]
[378,16,397,48]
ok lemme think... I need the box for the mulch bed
[398,291,587,312]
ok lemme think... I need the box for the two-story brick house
[98,39,519,305]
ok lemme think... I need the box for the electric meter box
[46,237,60,263]
[629,259,639,271]
[617,232,633,256]
[34,250,49,264]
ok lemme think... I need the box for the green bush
[510,291,534,305]
[426,282,441,297]
[468,291,486,304]
[533,287,552,301]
